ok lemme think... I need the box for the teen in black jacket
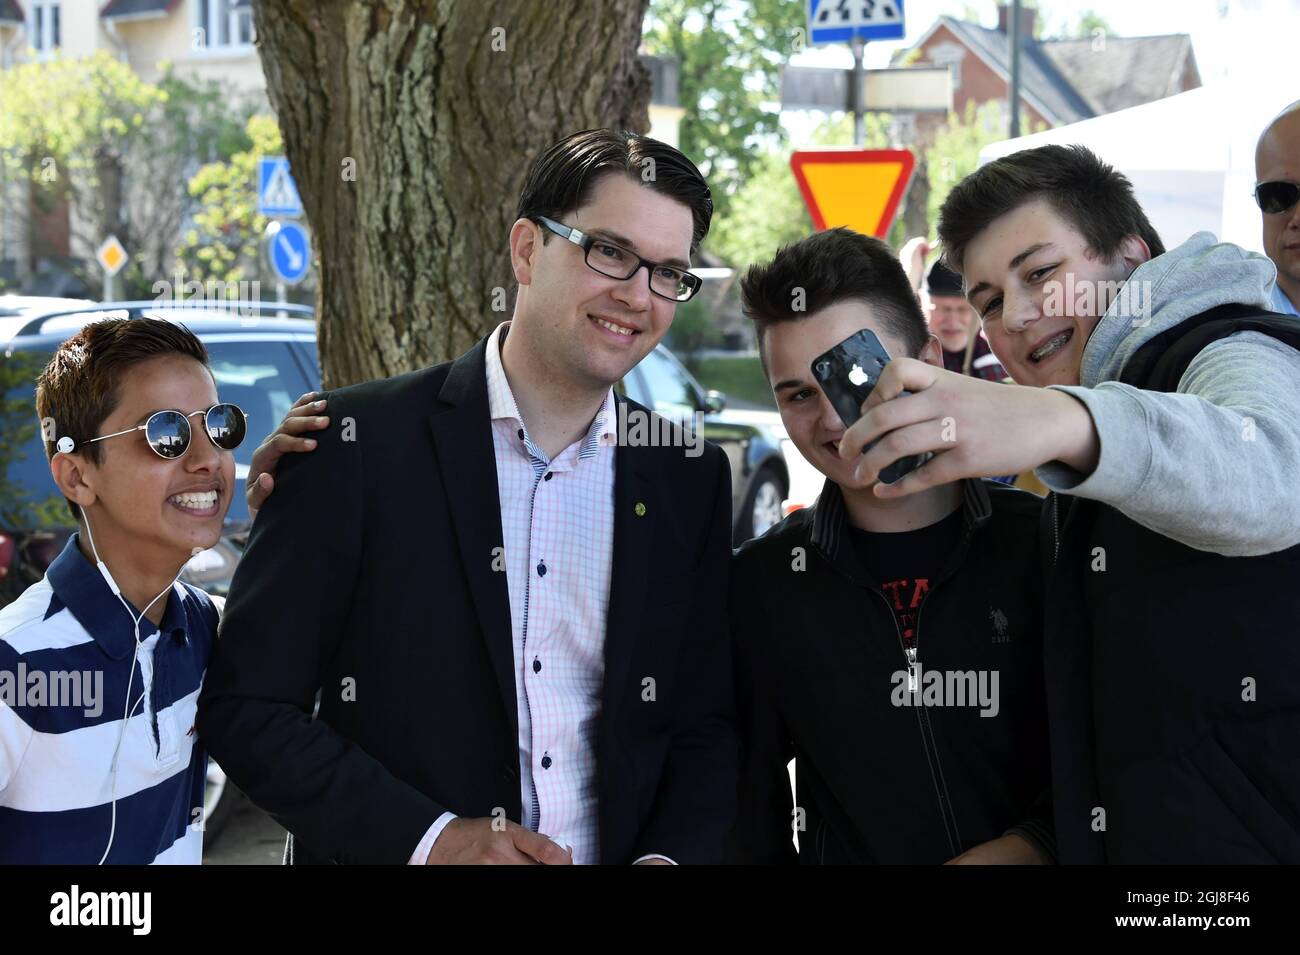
[729,478,1051,864]
[724,228,1053,864]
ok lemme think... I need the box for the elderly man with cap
[923,259,1008,381]
[899,236,1007,381]
[1256,100,1300,317]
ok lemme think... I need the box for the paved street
[203,796,288,866]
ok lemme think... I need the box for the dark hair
[516,128,713,251]
[740,228,929,370]
[937,144,1165,274]
[36,318,211,517]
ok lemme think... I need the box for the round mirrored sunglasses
[72,403,248,460]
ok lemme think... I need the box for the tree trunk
[902,156,930,246]
[253,0,652,388]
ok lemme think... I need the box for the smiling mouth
[1029,329,1073,364]
[167,490,220,516]
[589,314,639,337]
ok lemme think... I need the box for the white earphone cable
[84,512,185,865]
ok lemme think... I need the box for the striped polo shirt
[0,534,216,864]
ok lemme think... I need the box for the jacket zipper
[1051,493,1061,566]
[815,494,975,859]
[865,585,963,859]
[911,593,964,856]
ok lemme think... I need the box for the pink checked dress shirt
[410,323,670,864]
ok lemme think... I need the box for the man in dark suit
[196,129,736,865]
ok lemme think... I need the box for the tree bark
[902,156,930,246]
[253,0,652,388]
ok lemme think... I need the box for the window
[929,42,965,91]
[28,1,60,56]
[196,0,255,51]
[203,339,313,522]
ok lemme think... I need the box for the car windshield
[205,340,313,524]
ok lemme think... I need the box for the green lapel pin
[634,501,646,517]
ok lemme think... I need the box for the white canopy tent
[978,81,1295,255]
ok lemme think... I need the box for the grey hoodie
[1035,232,1300,557]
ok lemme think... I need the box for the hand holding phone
[810,328,932,485]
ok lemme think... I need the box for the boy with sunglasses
[1256,100,1300,317]
[0,318,258,863]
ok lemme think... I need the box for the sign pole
[851,36,866,145]
[95,235,128,301]
[1009,0,1023,137]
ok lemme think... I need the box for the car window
[636,348,698,424]
[204,340,313,524]
[296,340,322,386]
[0,348,73,532]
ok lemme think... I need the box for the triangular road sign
[790,148,916,239]
[264,163,299,211]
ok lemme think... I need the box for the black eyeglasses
[82,404,248,460]
[534,216,702,302]
[1254,180,1300,215]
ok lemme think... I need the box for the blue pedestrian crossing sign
[258,157,303,218]
[264,220,310,285]
[808,0,906,45]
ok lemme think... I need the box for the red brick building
[900,4,1201,133]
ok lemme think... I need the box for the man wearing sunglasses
[1256,100,1300,317]
[0,318,247,863]
[198,129,736,865]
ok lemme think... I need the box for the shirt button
[541,754,552,770]
[537,561,547,577]
[544,472,553,481]
[532,658,541,673]
[517,428,525,441]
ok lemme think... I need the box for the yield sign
[790,148,916,238]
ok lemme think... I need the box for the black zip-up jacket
[726,478,1053,864]
[1042,305,1300,864]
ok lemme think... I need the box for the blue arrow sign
[258,157,303,218]
[266,221,310,285]
[808,0,906,45]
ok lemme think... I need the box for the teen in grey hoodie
[833,144,1300,863]
[1033,230,1300,557]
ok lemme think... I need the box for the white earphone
[55,435,192,862]
[82,510,186,865]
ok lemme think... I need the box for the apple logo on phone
[848,364,869,387]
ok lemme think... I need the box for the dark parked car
[621,344,788,544]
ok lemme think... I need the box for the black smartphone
[810,328,931,485]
